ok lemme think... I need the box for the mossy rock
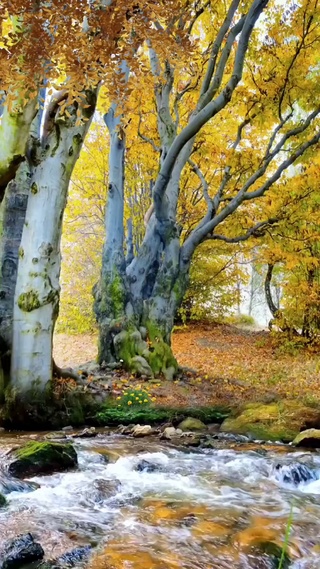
[178,417,207,432]
[7,441,78,478]
[293,428,320,448]
[220,400,320,443]
[0,493,7,507]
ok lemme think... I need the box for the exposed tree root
[52,359,80,381]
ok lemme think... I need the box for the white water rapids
[1,434,320,568]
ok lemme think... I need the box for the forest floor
[53,323,320,410]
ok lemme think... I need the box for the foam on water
[1,436,320,567]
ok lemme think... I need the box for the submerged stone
[56,545,92,567]
[274,462,317,485]
[135,460,163,473]
[0,533,44,569]
[7,441,78,478]
[0,493,7,507]
[0,474,39,495]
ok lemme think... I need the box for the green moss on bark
[17,290,41,312]
[146,320,178,376]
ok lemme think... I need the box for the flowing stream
[1,433,320,568]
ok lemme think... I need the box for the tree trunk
[0,90,45,357]
[11,91,96,397]
[264,263,279,318]
[0,163,30,353]
[96,209,189,379]
[94,106,128,364]
[0,98,37,200]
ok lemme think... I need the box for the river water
[1,433,320,568]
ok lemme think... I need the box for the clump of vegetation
[225,314,256,327]
[96,404,230,426]
[115,386,155,409]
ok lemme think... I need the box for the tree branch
[200,0,241,97]
[205,217,278,243]
[153,0,269,219]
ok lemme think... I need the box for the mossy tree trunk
[10,90,97,397]
[95,53,193,379]
[96,209,190,379]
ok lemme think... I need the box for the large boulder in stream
[0,533,44,569]
[7,441,78,478]
[220,400,320,442]
[293,428,320,448]
[178,417,206,432]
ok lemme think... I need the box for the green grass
[278,505,294,569]
[95,405,230,426]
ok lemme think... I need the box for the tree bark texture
[11,91,97,396]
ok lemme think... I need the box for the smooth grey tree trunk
[11,90,97,397]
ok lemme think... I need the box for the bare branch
[187,0,211,35]
[182,114,320,260]
[262,110,293,163]
[188,158,211,208]
[205,217,278,243]
[199,14,246,110]
[137,114,161,152]
[153,0,269,219]
[200,0,241,97]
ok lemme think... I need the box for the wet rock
[274,462,317,485]
[45,432,67,441]
[135,460,163,473]
[207,423,221,434]
[178,417,206,432]
[75,427,97,439]
[0,533,44,569]
[89,479,121,502]
[0,474,39,495]
[90,448,119,463]
[179,435,201,447]
[0,493,7,507]
[116,424,135,435]
[132,425,153,437]
[293,428,320,448]
[161,427,177,440]
[7,441,78,478]
[56,545,92,567]
[62,426,74,432]
[220,400,320,442]
[0,427,5,433]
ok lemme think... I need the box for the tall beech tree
[94,0,320,378]
[0,0,179,398]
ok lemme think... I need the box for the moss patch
[17,290,41,312]
[8,441,78,478]
[220,400,320,442]
[145,320,178,376]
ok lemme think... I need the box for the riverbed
[1,433,320,568]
